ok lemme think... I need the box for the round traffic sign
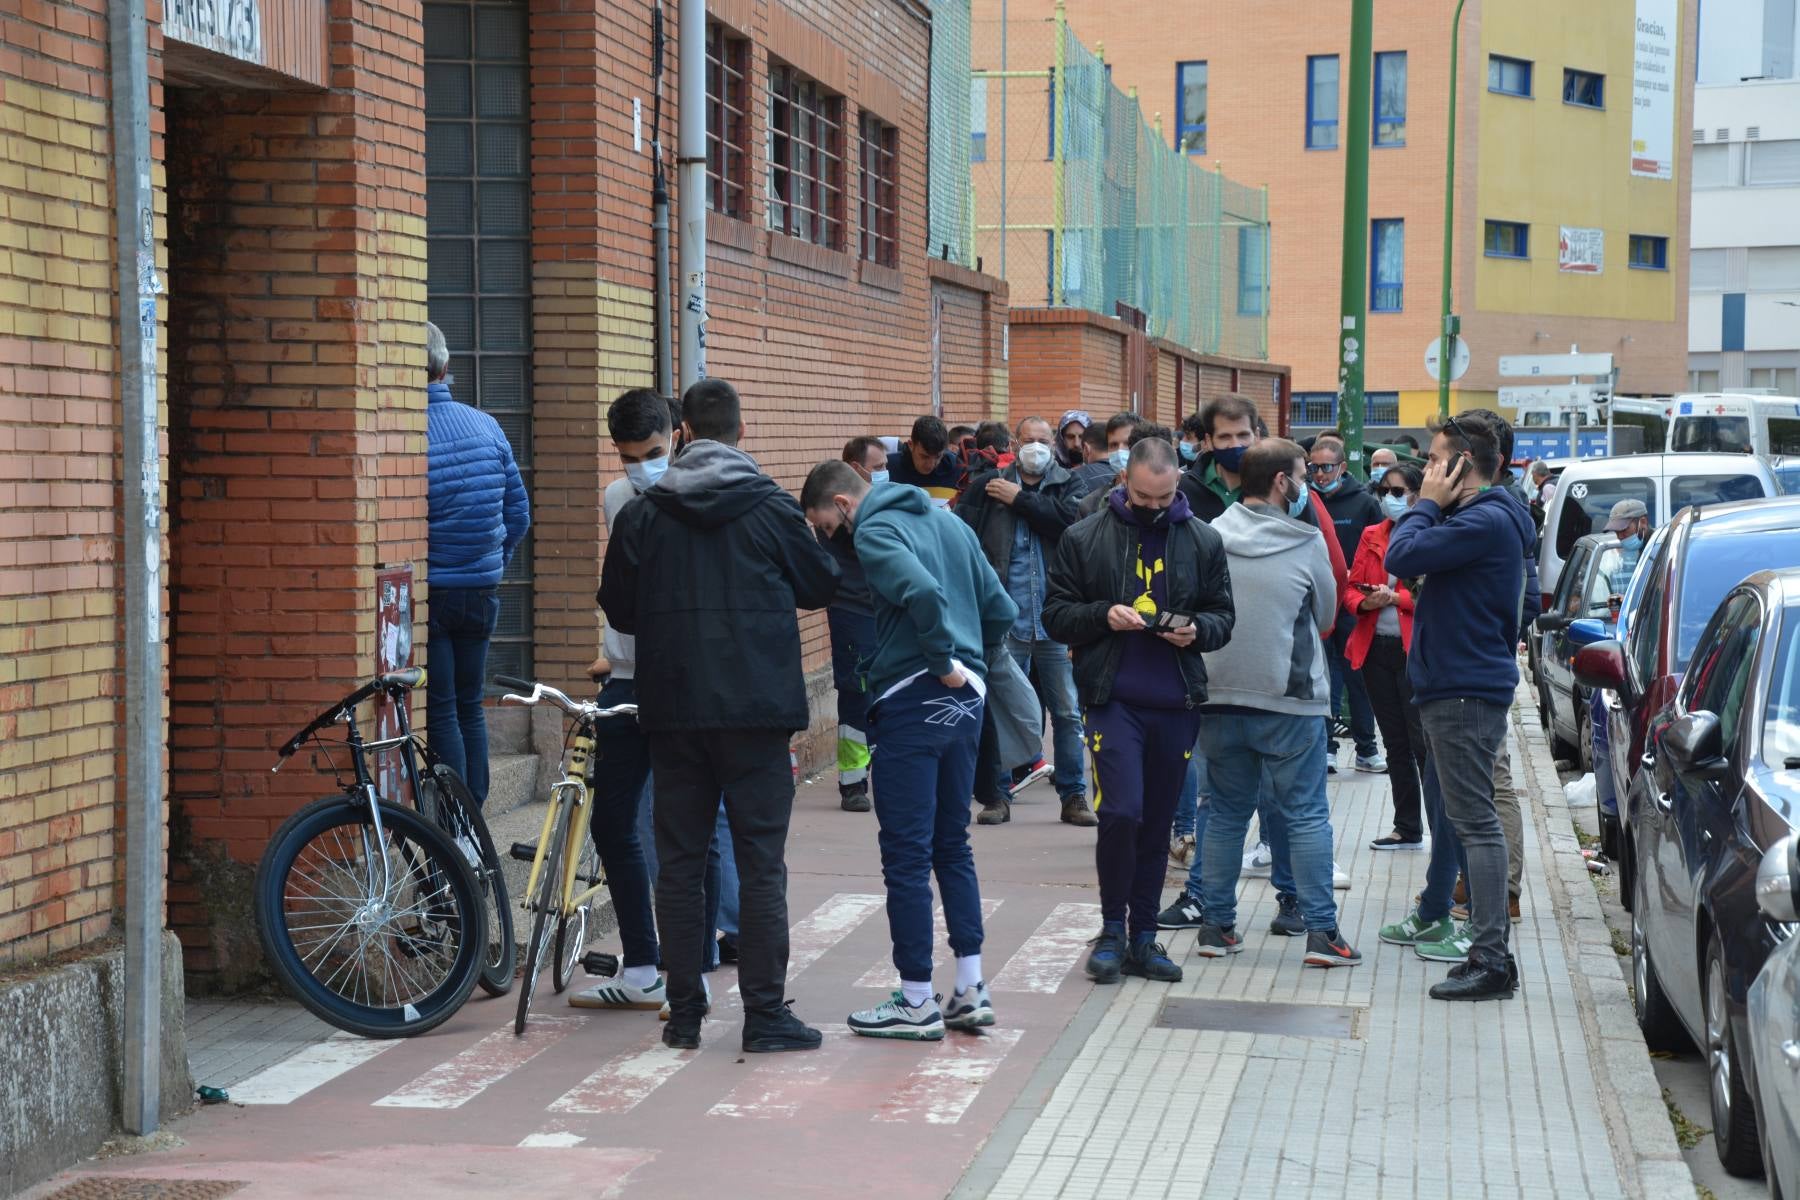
[1424,337,1471,383]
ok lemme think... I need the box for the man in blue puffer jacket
[425,321,529,806]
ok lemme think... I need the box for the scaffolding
[970,7,1271,359]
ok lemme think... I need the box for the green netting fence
[928,0,976,268]
[969,13,1270,360]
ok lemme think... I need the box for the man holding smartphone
[1044,439,1235,985]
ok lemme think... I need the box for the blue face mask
[625,456,669,492]
[1109,448,1131,472]
[1315,473,1344,495]
[1212,444,1247,473]
[1370,465,1390,485]
[869,469,890,486]
[1286,476,1310,519]
[1618,532,1642,553]
[1178,441,1199,464]
[1381,494,1409,522]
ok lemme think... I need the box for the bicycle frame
[520,720,608,917]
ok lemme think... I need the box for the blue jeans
[1181,754,1291,900]
[1006,635,1086,799]
[1199,713,1339,933]
[1326,624,1379,758]
[426,585,499,805]
[1416,750,1468,924]
[869,676,986,983]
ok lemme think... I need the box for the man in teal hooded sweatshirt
[801,459,1017,1042]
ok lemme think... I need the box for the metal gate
[423,0,534,679]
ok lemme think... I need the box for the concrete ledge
[0,930,192,1196]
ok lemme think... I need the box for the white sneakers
[1241,841,1351,890]
[570,974,666,1011]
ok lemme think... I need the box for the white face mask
[1108,447,1131,472]
[1017,443,1054,475]
[869,469,890,486]
[625,456,669,492]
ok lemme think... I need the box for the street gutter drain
[38,1180,247,1200]
[1155,998,1363,1039]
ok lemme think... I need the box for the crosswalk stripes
[547,1036,708,1115]
[729,892,885,998]
[850,898,1005,989]
[708,1027,853,1119]
[229,1032,400,1105]
[875,1028,1025,1124]
[991,901,1103,994]
[372,1016,584,1109]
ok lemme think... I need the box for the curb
[1511,685,1696,1200]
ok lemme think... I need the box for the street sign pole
[1439,0,1469,418]
[1336,0,1374,475]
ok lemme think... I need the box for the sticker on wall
[1558,227,1604,275]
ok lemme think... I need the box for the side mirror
[1567,618,1609,648]
[1665,711,1729,780]
[1756,834,1799,924]
[1573,640,1633,703]
[1536,612,1570,633]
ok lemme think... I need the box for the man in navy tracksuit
[1385,411,1537,1002]
[802,460,1017,1040]
[423,321,529,807]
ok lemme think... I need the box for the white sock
[955,954,983,993]
[621,964,658,989]
[900,979,933,1007]
[702,974,712,1000]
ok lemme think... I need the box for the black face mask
[1130,503,1169,527]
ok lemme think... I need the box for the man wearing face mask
[957,416,1089,826]
[1604,499,1650,593]
[1367,446,1398,487]
[1071,412,1139,499]
[800,459,1017,1040]
[1309,438,1386,774]
[1178,414,1208,470]
[814,436,891,813]
[1045,439,1235,985]
[1056,409,1092,470]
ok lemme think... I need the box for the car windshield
[1671,415,1753,454]
[1766,604,1800,769]
[1679,528,1800,670]
[1555,476,1655,560]
[1670,474,1767,514]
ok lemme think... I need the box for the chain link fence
[928,0,975,267]
[968,13,1270,359]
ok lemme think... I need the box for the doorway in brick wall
[424,0,535,680]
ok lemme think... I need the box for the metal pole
[1212,164,1223,354]
[1261,184,1271,359]
[109,0,162,1135]
[650,2,673,400]
[677,0,707,389]
[1438,0,1469,418]
[1051,0,1067,307]
[1336,0,1374,474]
[999,0,1007,278]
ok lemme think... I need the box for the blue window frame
[1563,68,1604,109]
[1374,51,1406,147]
[970,77,987,162]
[1371,219,1404,311]
[1629,234,1668,270]
[1237,225,1267,315]
[1293,392,1337,426]
[1366,393,1400,426]
[1484,219,1529,259]
[1306,56,1339,150]
[1176,60,1207,154]
[1487,54,1532,97]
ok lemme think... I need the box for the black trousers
[1360,635,1427,842]
[648,730,794,1020]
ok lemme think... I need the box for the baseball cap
[1603,499,1649,532]
[1058,409,1092,432]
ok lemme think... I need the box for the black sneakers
[839,781,871,813]
[1302,928,1363,968]
[1086,922,1127,983]
[1155,891,1205,930]
[975,799,1011,825]
[1122,935,1183,982]
[1429,955,1519,1001]
[662,1017,701,1050]
[742,1002,824,1052]
[1268,893,1304,937]
[1192,923,1245,957]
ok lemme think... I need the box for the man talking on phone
[1044,438,1234,985]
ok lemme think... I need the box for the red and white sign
[1558,227,1604,274]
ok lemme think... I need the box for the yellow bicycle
[494,674,638,1036]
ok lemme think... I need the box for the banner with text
[1559,227,1605,274]
[1631,0,1678,179]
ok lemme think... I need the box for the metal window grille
[1366,393,1400,426]
[706,22,749,219]
[859,112,898,267]
[1293,393,1337,426]
[767,62,845,249]
[424,0,534,680]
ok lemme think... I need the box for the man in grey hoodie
[1191,439,1361,968]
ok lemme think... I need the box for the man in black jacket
[1044,439,1235,986]
[958,415,1089,827]
[599,378,839,1054]
[1309,436,1385,773]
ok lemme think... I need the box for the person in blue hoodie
[1384,409,1537,1002]
[801,459,1017,1041]
[423,322,529,807]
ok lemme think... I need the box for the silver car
[1752,838,1800,1198]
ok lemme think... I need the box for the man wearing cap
[1057,410,1092,470]
[1605,499,1651,593]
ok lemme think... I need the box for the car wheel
[1537,677,1552,731]
[1704,934,1763,1177]
[1548,700,1579,763]
[1599,811,1621,866]
[1576,699,1594,773]
[1630,862,1688,1052]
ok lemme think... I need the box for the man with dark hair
[954,421,1016,502]
[1044,437,1234,985]
[1192,438,1359,968]
[1384,409,1536,1001]
[1077,416,1164,516]
[801,459,1017,1040]
[1056,409,1092,468]
[949,424,977,450]
[889,415,962,507]
[957,415,1089,827]
[814,436,891,813]
[599,378,841,1051]
[1178,413,1207,469]
[1309,437,1386,775]
[1070,417,1126,498]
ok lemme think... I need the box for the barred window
[767,61,845,249]
[705,23,749,219]
[859,112,898,268]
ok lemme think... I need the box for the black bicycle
[254,668,509,1037]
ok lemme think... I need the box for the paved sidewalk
[956,692,1695,1200]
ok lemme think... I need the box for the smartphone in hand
[1150,611,1193,632]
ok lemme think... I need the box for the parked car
[1534,532,1627,765]
[1591,522,1675,860]
[1576,566,1800,1177]
[1577,496,1800,910]
[1750,834,1800,1199]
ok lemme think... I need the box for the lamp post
[1335,0,1374,474]
[1438,0,1470,418]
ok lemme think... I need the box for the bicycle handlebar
[273,667,427,768]
[493,675,637,724]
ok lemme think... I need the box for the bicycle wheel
[552,826,601,993]
[423,764,516,997]
[254,795,483,1039]
[515,796,572,1036]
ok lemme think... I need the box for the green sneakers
[1377,912,1458,947]
[1413,922,1474,963]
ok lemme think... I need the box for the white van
[1538,452,1779,609]
[1664,393,1800,458]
